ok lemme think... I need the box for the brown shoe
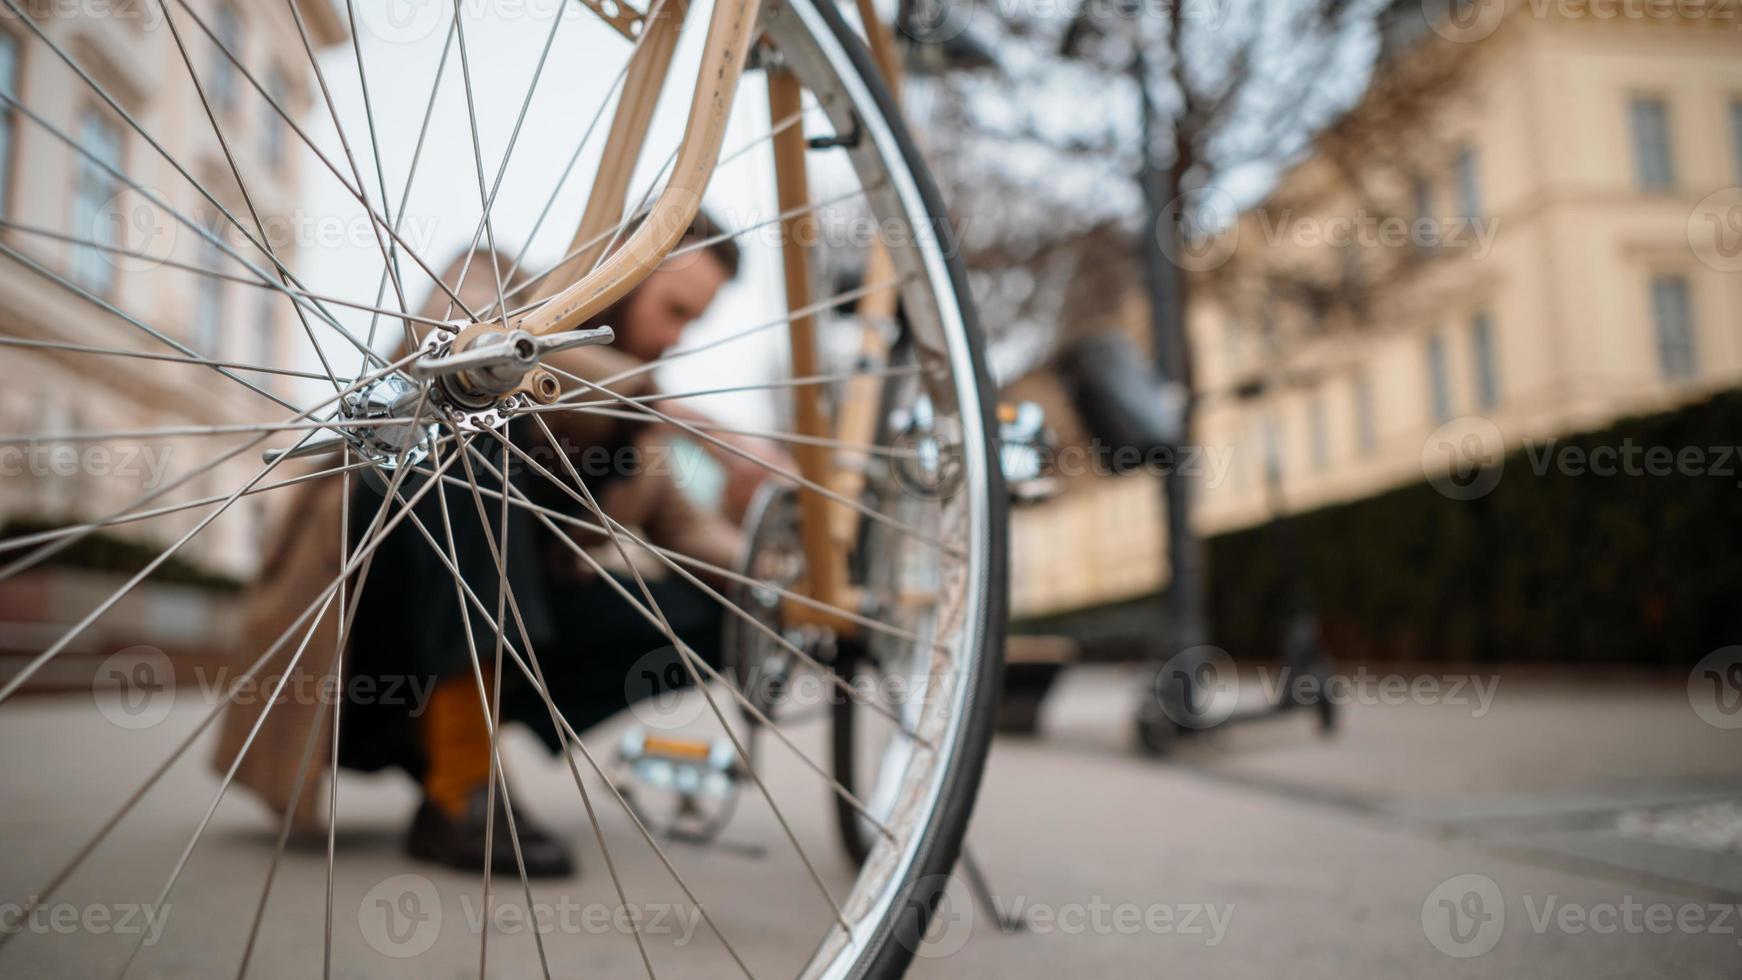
[405,785,575,878]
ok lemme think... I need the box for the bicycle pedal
[618,728,741,799]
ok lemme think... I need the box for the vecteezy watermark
[1421,416,1506,500]
[1152,647,1501,730]
[359,874,443,959]
[358,874,704,959]
[1689,187,1742,273]
[1688,646,1742,729]
[1525,0,1742,28]
[0,443,175,490]
[1424,418,1742,500]
[1422,873,1506,957]
[1425,0,1510,43]
[0,899,173,947]
[94,190,179,274]
[1250,209,1502,259]
[1423,873,1742,957]
[733,657,958,716]
[901,874,1235,958]
[0,0,164,27]
[625,646,709,730]
[92,646,440,731]
[457,895,702,944]
[93,646,176,730]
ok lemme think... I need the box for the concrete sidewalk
[0,667,1737,977]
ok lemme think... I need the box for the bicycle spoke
[446,438,649,978]
[0,435,452,958]
[546,367,961,557]
[437,0,572,323]
[0,18,372,357]
[409,461,944,652]
[154,0,347,394]
[283,0,418,326]
[486,98,822,320]
[322,458,351,980]
[0,240,299,415]
[0,219,460,330]
[111,434,435,980]
[502,421,917,817]
[0,333,342,383]
[464,435,855,933]
[360,19,457,359]
[0,460,373,555]
[490,0,682,304]
[339,0,406,349]
[0,347,422,607]
[380,464,751,977]
[234,590,349,980]
[0,416,427,447]
[0,100,386,371]
[530,363,920,413]
[551,406,920,458]
[590,277,901,393]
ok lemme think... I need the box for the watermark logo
[0,900,172,946]
[908,873,976,959]
[1688,646,1742,729]
[902,873,1235,957]
[1425,875,1742,955]
[1422,873,1505,957]
[1157,189,1240,272]
[358,0,446,44]
[892,416,967,501]
[95,190,177,274]
[0,443,175,489]
[1422,415,1505,500]
[1427,0,1508,42]
[92,646,175,730]
[1688,187,1742,273]
[625,646,707,730]
[359,874,443,958]
[1153,645,1239,730]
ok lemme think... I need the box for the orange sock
[419,670,494,818]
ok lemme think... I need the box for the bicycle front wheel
[0,0,1004,976]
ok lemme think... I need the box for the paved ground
[1,665,1739,978]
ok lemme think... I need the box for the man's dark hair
[683,208,740,279]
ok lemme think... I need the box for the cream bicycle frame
[505,0,914,632]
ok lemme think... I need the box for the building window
[71,109,124,297]
[1730,98,1742,186]
[0,31,18,219]
[1629,96,1675,192]
[1412,176,1436,250]
[211,3,241,115]
[1353,372,1376,456]
[1469,312,1499,409]
[1454,145,1481,218]
[263,67,287,168]
[1649,275,1697,381]
[1427,332,1453,423]
[254,282,276,367]
[1308,393,1330,472]
[193,222,225,355]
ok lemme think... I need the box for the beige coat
[211,346,741,831]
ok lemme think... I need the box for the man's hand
[654,401,795,523]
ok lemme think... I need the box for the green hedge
[0,517,244,594]
[1208,390,1742,666]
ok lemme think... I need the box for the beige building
[0,0,347,578]
[1005,0,1742,625]
[1192,1,1742,533]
